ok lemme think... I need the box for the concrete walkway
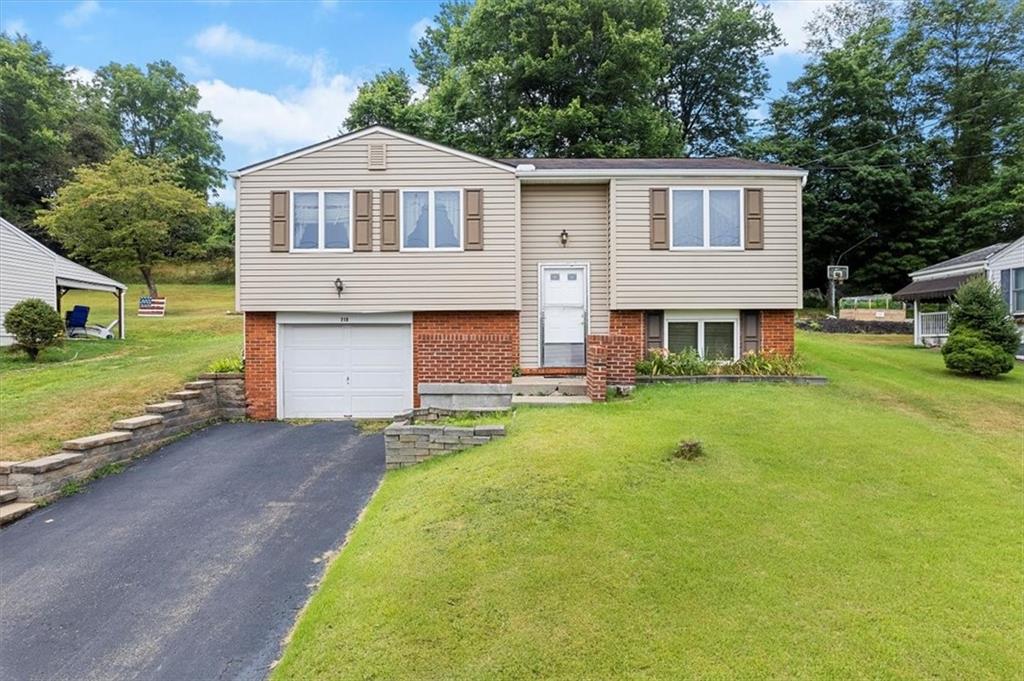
[0,421,383,681]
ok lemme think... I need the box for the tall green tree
[91,61,225,196]
[37,151,211,296]
[659,0,781,155]
[343,69,424,134]
[411,0,680,157]
[0,35,113,238]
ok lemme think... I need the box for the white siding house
[0,218,126,345]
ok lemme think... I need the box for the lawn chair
[65,305,119,340]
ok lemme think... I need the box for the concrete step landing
[511,395,592,406]
[0,501,37,526]
[511,376,587,397]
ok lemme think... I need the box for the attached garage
[276,313,412,419]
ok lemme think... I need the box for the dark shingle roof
[914,243,1008,276]
[497,157,804,172]
[893,273,981,301]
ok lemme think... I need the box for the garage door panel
[280,323,412,418]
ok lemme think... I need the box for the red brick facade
[585,334,607,401]
[760,309,796,356]
[607,311,646,386]
[244,312,277,420]
[412,311,520,406]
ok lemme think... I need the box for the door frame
[537,262,590,367]
[276,311,413,419]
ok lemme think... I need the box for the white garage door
[280,323,412,418]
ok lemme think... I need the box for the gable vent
[367,142,387,170]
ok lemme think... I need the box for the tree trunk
[140,267,158,298]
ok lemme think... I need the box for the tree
[942,276,1018,376]
[91,61,225,196]
[0,36,113,239]
[410,0,680,157]
[343,69,424,134]
[659,0,781,155]
[205,203,236,259]
[3,298,64,361]
[37,151,210,297]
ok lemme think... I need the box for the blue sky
[2,0,824,207]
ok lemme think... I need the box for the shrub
[942,277,1017,376]
[3,298,64,360]
[207,354,243,373]
[942,328,1015,377]
[636,349,803,376]
[803,289,827,309]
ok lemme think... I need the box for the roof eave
[514,167,809,182]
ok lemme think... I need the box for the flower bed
[635,349,805,377]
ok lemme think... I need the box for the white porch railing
[920,311,949,338]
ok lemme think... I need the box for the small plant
[511,364,522,377]
[673,440,704,460]
[636,349,803,377]
[3,298,64,360]
[942,278,1018,377]
[61,479,85,496]
[207,354,243,373]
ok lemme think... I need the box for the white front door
[280,323,412,418]
[541,265,587,366]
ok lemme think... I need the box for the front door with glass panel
[541,266,587,366]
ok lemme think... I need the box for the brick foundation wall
[413,311,519,406]
[244,312,277,420]
[761,309,796,356]
[607,311,645,386]
[586,335,607,401]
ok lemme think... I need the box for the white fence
[919,311,949,339]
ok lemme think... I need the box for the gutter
[514,164,808,185]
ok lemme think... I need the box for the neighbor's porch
[894,273,975,347]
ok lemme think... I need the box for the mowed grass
[273,332,1023,680]
[1,283,240,460]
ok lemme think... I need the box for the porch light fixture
[560,229,569,247]
[334,278,344,297]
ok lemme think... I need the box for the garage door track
[0,421,383,681]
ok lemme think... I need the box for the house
[0,217,126,345]
[894,237,1024,354]
[231,126,806,419]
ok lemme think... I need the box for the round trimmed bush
[942,328,1015,377]
[3,298,64,360]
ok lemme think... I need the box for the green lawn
[273,333,1022,680]
[0,283,240,460]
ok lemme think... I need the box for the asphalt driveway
[0,421,384,681]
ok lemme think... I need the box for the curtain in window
[672,190,702,247]
[324,192,350,249]
[293,192,319,249]
[667,322,698,353]
[403,191,429,248]
[704,322,734,359]
[709,190,740,247]
[434,191,461,248]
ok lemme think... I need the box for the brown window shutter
[645,311,664,350]
[744,188,764,250]
[740,311,761,354]
[380,189,399,251]
[464,188,483,250]
[650,188,668,250]
[270,191,289,252]
[353,190,372,251]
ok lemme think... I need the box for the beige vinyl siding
[520,184,609,367]
[611,176,802,309]
[1,221,57,345]
[236,131,518,312]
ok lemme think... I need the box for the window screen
[671,190,702,248]
[704,322,735,359]
[292,192,319,249]
[324,192,350,249]
[667,322,698,353]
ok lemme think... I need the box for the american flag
[138,296,167,317]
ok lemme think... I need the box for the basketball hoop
[827,265,849,283]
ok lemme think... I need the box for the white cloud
[409,17,432,46]
[197,72,360,155]
[68,65,96,86]
[765,0,836,55]
[3,18,27,35]
[60,0,100,28]
[191,24,324,74]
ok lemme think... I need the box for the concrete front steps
[510,376,590,405]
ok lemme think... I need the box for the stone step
[63,431,131,451]
[511,395,592,406]
[511,376,587,396]
[0,501,37,526]
[183,380,215,391]
[112,414,164,431]
[0,487,18,503]
[11,452,84,474]
[167,389,203,401]
[145,400,185,414]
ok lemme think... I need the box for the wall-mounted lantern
[560,229,569,247]
[334,278,344,297]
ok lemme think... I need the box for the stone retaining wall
[0,374,245,503]
[385,408,506,469]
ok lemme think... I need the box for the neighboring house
[0,217,127,345]
[232,126,806,419]
[894,237,1024,355]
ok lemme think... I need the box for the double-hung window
[401,189,462,250]
[665,314,739,360]
[670,188,742,249]
[291,190,353,251]
[1012,268,1024,313]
